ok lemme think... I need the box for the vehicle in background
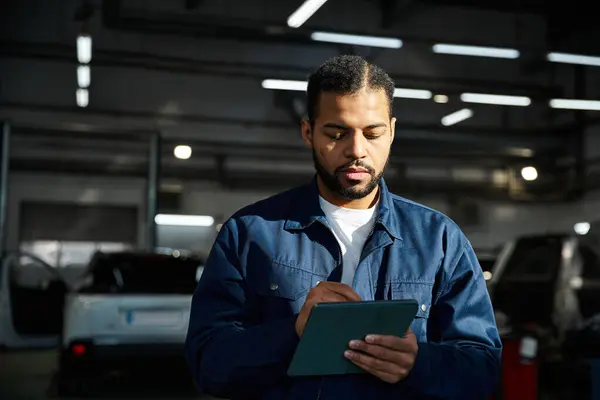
[56,250,204,396]
[485,234,583,398]
[487,233,582,340]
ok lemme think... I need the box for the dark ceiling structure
[1,0,599,202]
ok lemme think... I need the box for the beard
[312,150,387,201]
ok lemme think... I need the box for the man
[185,55,502,399]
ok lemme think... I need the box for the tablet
[287,299,419,377]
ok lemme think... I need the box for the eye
[364,131,384,140]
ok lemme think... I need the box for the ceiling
[1,0,599,201]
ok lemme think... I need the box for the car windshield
[499,235,565,281]
[490,235,565,327]
[79,252,203,294]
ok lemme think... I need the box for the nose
[344,131,368,160]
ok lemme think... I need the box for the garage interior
[1,0,600,398]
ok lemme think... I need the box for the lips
[340,168,370,181]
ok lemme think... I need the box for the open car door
[0,251,70,349]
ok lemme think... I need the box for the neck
[317,177,380,210]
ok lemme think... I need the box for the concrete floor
[0,349,218,400]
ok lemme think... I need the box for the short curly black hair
[306,55,395,124]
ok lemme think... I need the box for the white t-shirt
[319,196,379,287]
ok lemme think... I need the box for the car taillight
[72,343,87,357]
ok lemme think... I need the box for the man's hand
[295,281,361,337]
[344,328,419,384]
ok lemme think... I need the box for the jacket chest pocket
[252,261,318,320]
[389,281,434,342]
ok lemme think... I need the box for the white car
[56,250,204,396]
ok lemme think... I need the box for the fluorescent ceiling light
[461,93,531,107]
[547,52,600,67]
[433,44,519,59]
[287,0,328,28]
[262,80,430,100]
[76,88,88,108]
[155,214,214,227]
[394,88,432,99]
[77,65,90,88]
[434,94,449,103]
[262,79,307,91]
[441,108,473,126]
[77,34,92,64]
[311,31,402,49]
[507,147,534,157]
[549,98,600,111]
[174,145,192,160]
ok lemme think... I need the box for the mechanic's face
[302,88,395,205]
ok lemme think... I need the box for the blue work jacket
[185,178,502,399]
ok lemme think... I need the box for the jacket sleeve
[401,240,503,399]
[184,219,300,398]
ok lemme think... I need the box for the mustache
[335,159,375,175]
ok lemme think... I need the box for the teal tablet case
[287,299,419,377]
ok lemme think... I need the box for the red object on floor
[492,338,538,400]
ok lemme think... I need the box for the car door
[0,251,70,348]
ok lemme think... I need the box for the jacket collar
[284,176,402,241]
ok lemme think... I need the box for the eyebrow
[322,123,388,130]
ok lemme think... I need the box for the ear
[390,117,396,143]
[301,119,313,149]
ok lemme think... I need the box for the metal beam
[546,1,597,49]
[184,0,203,11]
[145,133,161,251]
[8,158,574,203]
[12,125,150,142]
[0,41,563,98]
[416,0,548,15]
[0,122,10,256]
[521,1,598,75]
[100,0,547,51]
[380,0,420,29]
[1,102,567,144]
[9,142,540,165]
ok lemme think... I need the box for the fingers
[344,349,405,380]
[348,340,399,363]
[363,332,416,352]
[296,286,352,336]
[313,281,362,302]
[297,282,361,337]
[310,291,350,304]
